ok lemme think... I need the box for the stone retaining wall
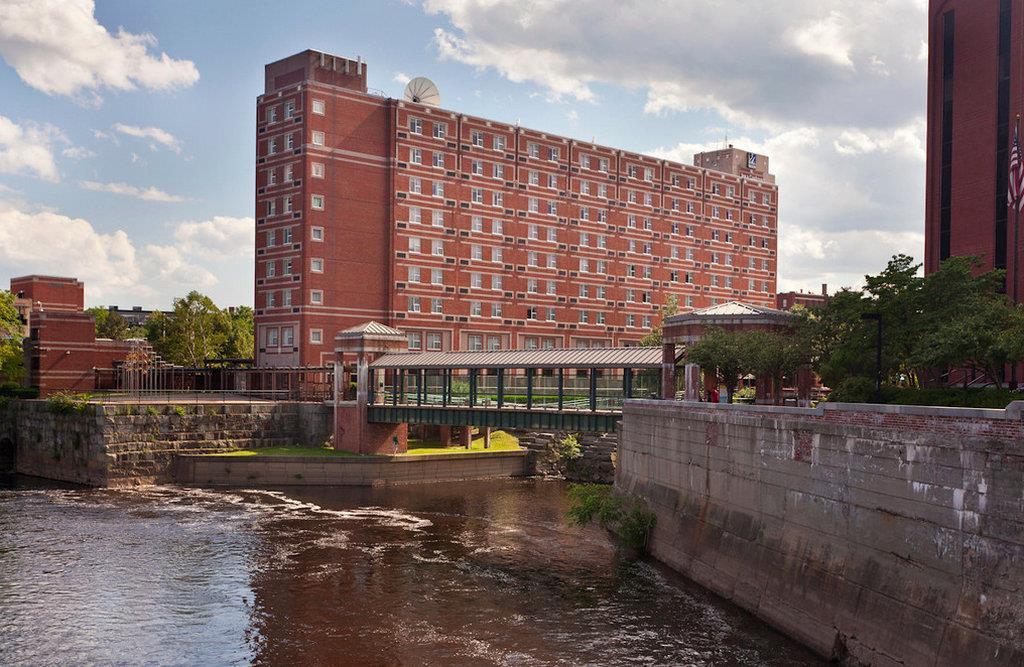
[617,399,1024,666]
[175,450,529,486]
[511,429,617,483]
[0,400,332,486]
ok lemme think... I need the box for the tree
[0,290,25,384]
[685,327,745,402]
[86,307,140,340]
[221,306,255,361]
[739,329,806,405]
[144,292,231,366]
[640,294,680,347]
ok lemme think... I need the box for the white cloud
[112,123,181,153]
[172,216,254,261]
[61,145,95,160]
[0,199,143,299]
[142,244,217,288]
[0,199,250,305]
[79,180,183,202]
[393,71,412,85]
[421,0,929,289]
[0,115,62,181]
[0,0,199,104]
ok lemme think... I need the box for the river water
[0,475,820,666]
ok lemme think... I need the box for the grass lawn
[402,429,521,456]
[206,446,357,457]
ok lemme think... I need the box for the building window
[311,194,325,210]
[410,117,422,134]
[471,216,484,232]
[432,298,443,314]
[268,138,277,155]
[311,258,323,273]
[312,99,325,115]
[468,335,483,351]
[407,332,422,350]
[282,290,292,307]
[427,332,442,350]
[472,130,485,147]
[431,268,443,284]
[491,302,502,318]
[267,327,279,346]
[266,106,277,123]
[311,162,325,179]
[494,135,505,151]
[408,296,421,312]
[410,147,422,164]
[284,101,295,118]
[311,226,324,242]
[408,266,421,283]
[431,210,444,228]
[433,122,446,139]
[312,131,325,146]
[432,181,444,197]
[265,261,276,277]
[310,290,324,305]
[471,301,482,316]
[285,133,294,150]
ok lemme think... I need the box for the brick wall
[618,398,1024,665]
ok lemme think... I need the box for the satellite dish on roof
[404,77,441,106]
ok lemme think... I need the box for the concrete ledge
[626,398,1024,421]
[175,450,530,487]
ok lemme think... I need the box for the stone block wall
[617,399,1024,666]
[0,401,333,486]
[511,429,618,483]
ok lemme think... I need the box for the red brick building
[776,284,829,311]
[254,50,779,367]
[11,276,143,395]
[925,0,1024,294]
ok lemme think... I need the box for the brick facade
[925,0,1024,294]
[254,50,779,367]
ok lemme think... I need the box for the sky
[0,0,928,309]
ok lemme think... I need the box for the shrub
[46,391,92,414]
[556,433,582,461]
[145,406,159,416]
[172,405,187,417]
[566,483,657,554]
[732,386,756,403]
[0,383,39,399]
[829,376,877,403]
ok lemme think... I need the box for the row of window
[263,325,326,348]
[264,193,325,217]
[404,117,772,203]
[264,160,324,186]
[263,226,324,247]
[264,289,324,308]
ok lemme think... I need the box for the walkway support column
[684,363,701,401]
[661,342,676,400]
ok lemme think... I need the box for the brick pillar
[684,363,701,401]
[438,425,452,446]
[483,426,492,449]
[459,426,473,448]
[755,373,771,404]
[661,342,676,400]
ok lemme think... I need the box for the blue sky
[0,0,928,308]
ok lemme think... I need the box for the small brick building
[11,275,145,396]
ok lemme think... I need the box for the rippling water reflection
[0,474,820,665]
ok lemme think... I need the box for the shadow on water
[0,475,822,666]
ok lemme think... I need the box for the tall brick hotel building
[254,50,778,366]
[925,0,1024,289]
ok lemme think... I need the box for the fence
[93,363,334,404]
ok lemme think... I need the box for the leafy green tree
[739,329,807,405]
[640,294,680,347]
[0,290,25,384]
[86,307,142,340]
[686,327,745,402]
[145,292,231,366]
[222,306,255,361]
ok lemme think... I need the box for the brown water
[0,475,821,666]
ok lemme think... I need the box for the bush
[0,383,38,399]
[145,406,160,416]
[566,483,657,554]
[556,433,582,461]
[172,405,187,417]
[732,386,756,403]
[46,391,93,414]
[829,376,877,403]
[881,387,1024,409]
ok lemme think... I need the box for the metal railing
[93,355,334,404]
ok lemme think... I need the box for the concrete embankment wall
[617,399,1024,666]
[175,450,529,486]
[0,401,332,486]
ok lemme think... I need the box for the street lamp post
[861,312,883,403]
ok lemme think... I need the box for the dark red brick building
[925,0,1024,294]
[254,50,780,367]
[776,284,829,311]
[11,276,143,395]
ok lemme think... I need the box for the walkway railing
[93,364,334,404]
